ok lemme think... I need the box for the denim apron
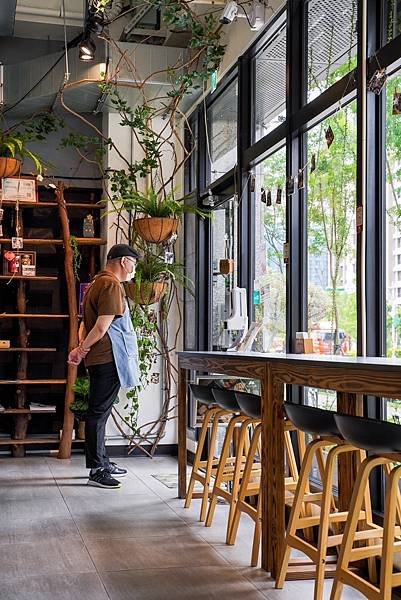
[108,302,140,390]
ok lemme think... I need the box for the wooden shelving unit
[0,184,104,456]
[0,237,106,246]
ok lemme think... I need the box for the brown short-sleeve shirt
[83,270,125,366]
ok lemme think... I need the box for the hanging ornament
[367,68,387,95]
[276,187,282,205]
[298,168,305,190]
[393,89,401,115]
[286,176,295,196]
[164,250,174,264]
[11,237,23,250]
[260,188,267,204]
[310,154,316,173]
[150,372,160,385]
[266,190,272,206]
[325,125,335,148]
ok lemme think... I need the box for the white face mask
[122,257,136,282]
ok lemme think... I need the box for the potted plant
[120,188,208,244]
[124,252,189,305]
[70,376,90,440]
[0,112,63,177]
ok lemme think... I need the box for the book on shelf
[29,402,56,412]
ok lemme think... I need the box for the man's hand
[67,345,90,366]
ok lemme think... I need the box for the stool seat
[212,388,241,412]
[235,392,261,419]
[284,402,341,437]
[189,383,217,407]
[334,413,401,454]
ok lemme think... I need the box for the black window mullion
[286,0,305,356]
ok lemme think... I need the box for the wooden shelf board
[0,408,56,414]
[0,348,57,352]
[0,275,58,281]
[2,201,106,210]
[0,314,69,318]
[0,438,83,445]
[0,379,67,385]
[0,238,106,246]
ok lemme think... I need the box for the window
[307,0,357,101]
[253,19,286,141]
[253,147,286,352]
[211,198,238,350]
[386,0,401,42]
[307,102,357,357]
[207,79,238,183]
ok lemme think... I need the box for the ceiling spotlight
[219,0,238,24]
[79,36,96,61]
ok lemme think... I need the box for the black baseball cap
[106,244,141,261]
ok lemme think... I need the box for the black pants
[85,361,120,469]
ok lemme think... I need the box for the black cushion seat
[189,384,217,408]
[334,413,401,454]
[235,391,261,419]
[284,402,341,437]
[212,388,241,412]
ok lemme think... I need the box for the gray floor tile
[0,572,109,600]
[85,533,229,571]
[101,566,266,600]
[63,491,159,515]
[0,516,80,546]
[0,539,95,583]
[75,507,192,539]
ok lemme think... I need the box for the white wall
[103,111,179,447]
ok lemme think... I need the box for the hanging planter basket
[0,157,21,178]
[124,281,168,305]
[133,217,179,244]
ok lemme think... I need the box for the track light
[79,36,96,61]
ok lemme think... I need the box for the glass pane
[385,70,401,361]
[307,102,357,409]
[307,0,357,101]
[253,147,286,352]
[385,70,401,423]
[211,198,238,350]
[307,102,357,356]
[207,80,238,183]
[386,0,401,43]
[253,21,286,141]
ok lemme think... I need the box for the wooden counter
[177,351,401,576]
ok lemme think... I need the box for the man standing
[68,244,141,489]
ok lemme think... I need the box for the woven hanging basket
[124,281,168,305]
[0,157,21,178]
[133,217,179,244]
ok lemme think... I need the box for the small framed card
[1,177,37,203]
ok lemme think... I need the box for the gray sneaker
[88,469,122,489]
[106,462,128,477]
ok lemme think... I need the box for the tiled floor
[0,455,365,599]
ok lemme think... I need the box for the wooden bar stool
[205,389,258,538]
[227,392,303,566]
[184,384,231,521]
[276,403,376,600]
[330,413,401,600]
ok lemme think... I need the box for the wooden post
[337,391,363,511]
[178,365,187,498]
[13,281,30,456]
[56,183,79,459]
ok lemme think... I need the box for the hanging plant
[69,236,82,281]
[122,306,158,435]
